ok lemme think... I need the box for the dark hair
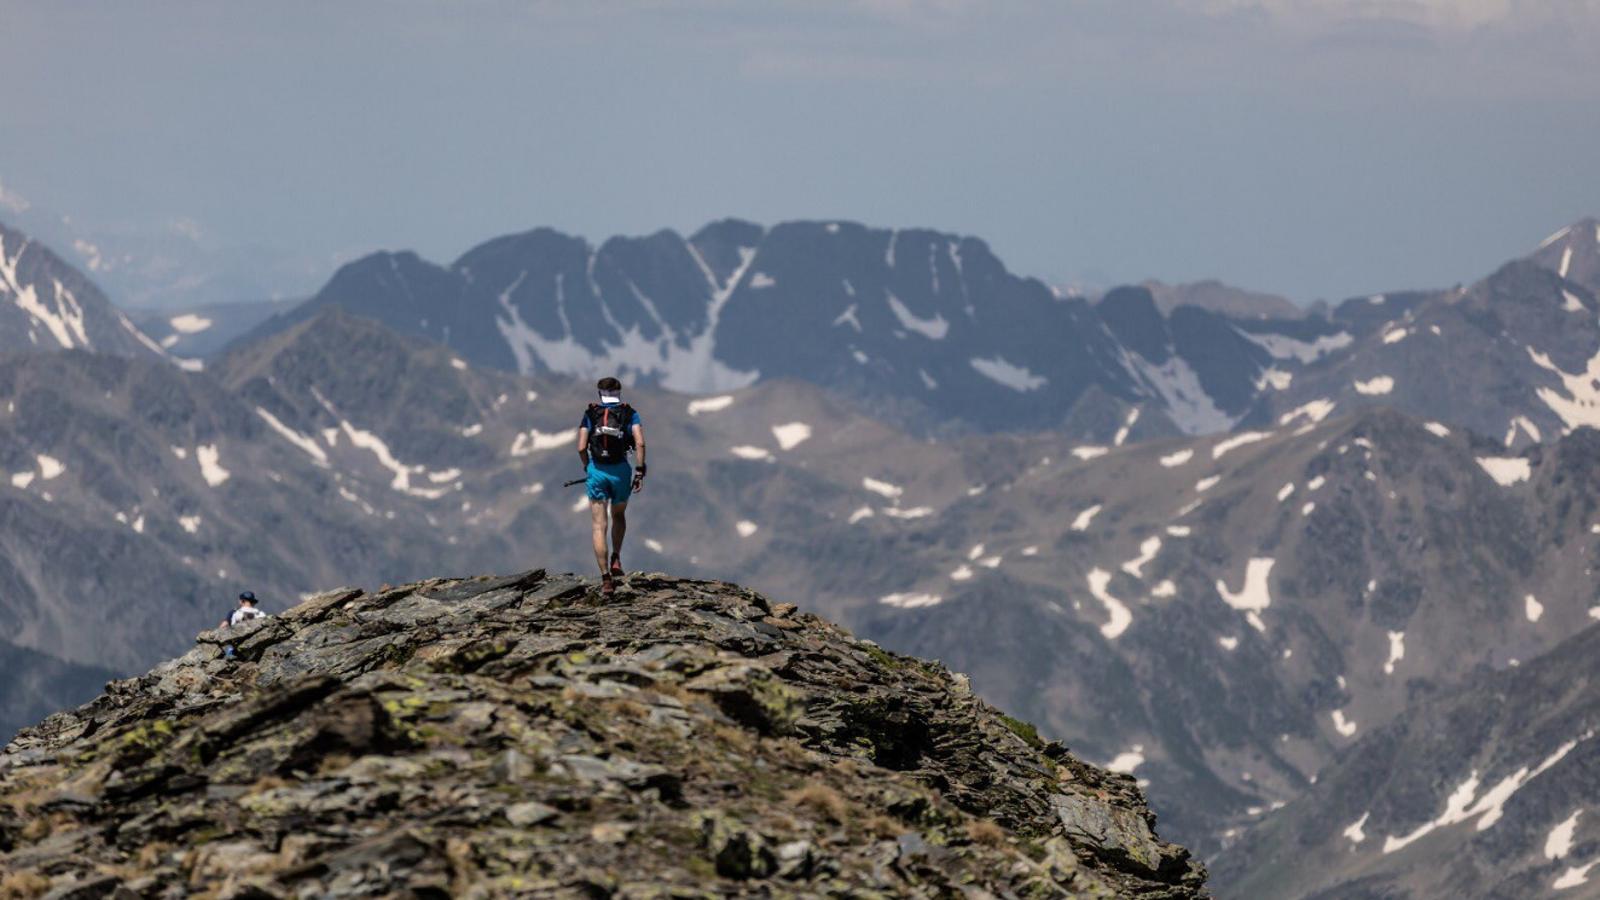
[597,377,622,392]
[239,591,256,604]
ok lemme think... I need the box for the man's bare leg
[590,500,610,576]
[610,502,628,568]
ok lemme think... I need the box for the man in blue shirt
[576,376,646,596]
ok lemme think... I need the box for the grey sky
[2,0,1598,304]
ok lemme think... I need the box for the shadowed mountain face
[247,218,1360,440]
[0,222,165,360]
[238,216,1600,454]
[1212,619,1600,899]
[0,571,1207,897]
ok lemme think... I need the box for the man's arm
[631,423,647,491]
[576,426,591,470]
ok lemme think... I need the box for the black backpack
[587,403,635,464]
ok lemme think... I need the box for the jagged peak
[0,570,1207,897]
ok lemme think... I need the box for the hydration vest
[587,403,636,464]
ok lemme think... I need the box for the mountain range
[3,213,1600,898]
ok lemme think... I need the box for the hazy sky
[3,0,1599,303]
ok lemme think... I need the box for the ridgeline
[0,571,1206,897]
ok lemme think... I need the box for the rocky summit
[0,571,1205,898]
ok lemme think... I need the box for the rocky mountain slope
[0,570,1206,897]
[11,302,1600,867]
[1213,619,1600,898]
[0,222,166,360]
[839,406,1600,854]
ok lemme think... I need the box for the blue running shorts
[586,461,634,504]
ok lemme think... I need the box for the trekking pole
[562,478,586,488]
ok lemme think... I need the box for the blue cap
[239,591,256,602]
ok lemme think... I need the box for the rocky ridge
[0,570,1206,898]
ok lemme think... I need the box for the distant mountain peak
[1528,215,1600,294]
[0,220,167,360]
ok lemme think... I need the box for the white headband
[599,393,622,404]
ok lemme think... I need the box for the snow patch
[1279,399,1336,427]
[1114,408,1141,446]
[1564,290,1586,312]
[1159,449,1194,468]
[1277,483,1295,502]
[970,356,1047,392]
[848,506,875,524]
[1526,594,1544,623]
[10,471,34,489]
[950,565,974,582]
[1166,525,1191,537]
[255,408,328,465]
[1555,861,1600,891]
[1332,709,1358,737]
[862,477,903,500]
[1541,225,1574,249]
[1105,745,1146,774]
[730,445,774,461]
[1152,580,1177,597]
[1121,537,1162,578]
[1383,736,1587,854]
[882,506,934,520]
[749,272,776,289]
[1236,327,1353,364]
[1354,376,1395,396]
[1071,504,1103,532]
[832,304,862,333]
[511,429,576,456]
[1213,431,1272,460]
[1344,812,1370,846]
[1477,456,1531,486]
[1124,351,1237,435]
[1384,631,1405,675]
[1217,558,1275,629]
[1257,367,1293,391]
[1548,810,1582,860]
[1527,346,1600,434]
[1072,446,1109,461]
[1219,635,1238,651]
[1381,327,1409,344]
[644,538,664,553]
[1303,501,1316,516]
[195,445,229,487]
[1424,421,1452,438]
[886,291,949,339]
[880,592,942,609]
[169,314,212,334]
[179,515,202,534]
[36,455,64,480]
[1087,568,1133,639]
[687,395,735,416]
[1195,475,1221,492]
[772,422,812,450]
[735,520,759,538]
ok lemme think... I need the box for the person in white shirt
[228,591,267,627]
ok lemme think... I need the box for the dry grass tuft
[965,819,1009,847]
[785,782,849,823]
[0,870,51,899]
